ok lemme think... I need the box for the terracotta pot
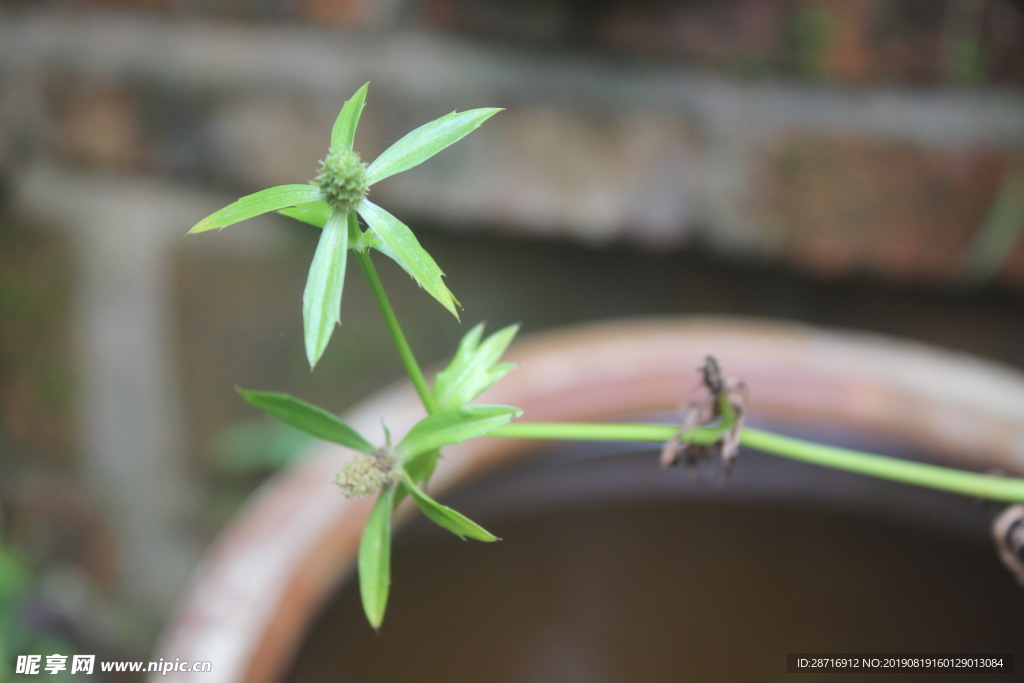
[155,318,1024,682]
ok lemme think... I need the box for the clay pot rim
[155,316,1024,682]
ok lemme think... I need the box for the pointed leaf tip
[405,478,498,541]
[366,107,503,185]
[357,200,459,318]
[359,486,395,629]
[189,185,324,234]
[331,82,369,152]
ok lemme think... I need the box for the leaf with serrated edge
[357,199,459,317]
[189,185,323,234]
[395,405,521,460]
[303,208,349,367]
[404,476,497,541]
[359,485,395,629]
[434,324,519,411]
[331,83,369,152]
[366,108,502,185]
[237,389,374,453]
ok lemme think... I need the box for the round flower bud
[315,148,369,212]
[335,449,397,499]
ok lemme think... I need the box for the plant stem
[740,428,1024,503]
[355,250,438,415]
[493,422,708,443]
[491,421,1024,503]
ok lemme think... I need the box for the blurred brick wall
[1,0,1022,619]
[3,0,1023,283]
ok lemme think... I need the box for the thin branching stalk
[355,249,438,415]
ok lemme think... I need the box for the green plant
[0,538,82,683]
[190,84,1024,628]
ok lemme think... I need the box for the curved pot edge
[153,316,1024,682]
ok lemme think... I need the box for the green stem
[741,428,1024,503]
[355,250,438,415]
[491,421,1024,503]
[493,422,705,443]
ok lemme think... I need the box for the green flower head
[316,148,369,213]
[188,83,501,368]
[335,449,397,499]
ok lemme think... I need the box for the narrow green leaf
[303,209,349,368]
[396,405,522,460]
[434,323,519,411]
[456,323,485,359]
[404,476,497,541]
[189,185,323,234]
[366,108,502,185]
[237,389,374,453]
[331,82,369,152]
[359,485,395,629]
[279,200,332,229]
[357,199,459,318]
[476,325,519,363]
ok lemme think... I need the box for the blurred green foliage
[0,541,79,682]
